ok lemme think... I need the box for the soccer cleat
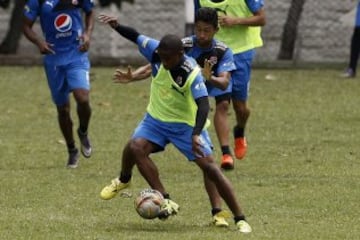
[212,211,230,227]
[77,128,92,158]
[236,220,252,233]
[100,178,131,200]
[67,148,79,169]
[158,199,180,220]
[234,137,247,160]
[220,154,234,170]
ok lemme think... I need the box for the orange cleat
[220,154,234,170]
[234,137,247,160]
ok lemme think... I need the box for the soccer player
[23,0,94,168]
[98,14,252,233]
[184,7,236,170]
[194,0,266,161]
[113,7,237,170]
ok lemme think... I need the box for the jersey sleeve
[23,0,40,21]
[82,0,95,13]
[246,0,264,13]
[191,74,208,100]
[217,48,236,74]
[136,35,160,62]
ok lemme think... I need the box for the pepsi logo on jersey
[54,13,73,38]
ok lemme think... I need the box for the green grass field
[0,66,359,240]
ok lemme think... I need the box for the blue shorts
[44,54,90,106]
[132,113,213,161]
[231,50,255,101]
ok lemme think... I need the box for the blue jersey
[24,0,94,63]
[194,0,264,13]
[136,35,208,100]
[182,35,235,76]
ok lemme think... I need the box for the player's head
[157,34,184,70]
[194,7,219,47]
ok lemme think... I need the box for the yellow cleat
[212,210,230,227]
[236,220,252,233]
[158,199,180,220]
[100,178,130,200]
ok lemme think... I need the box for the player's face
[194,21,218,48]
[157,49,184,70]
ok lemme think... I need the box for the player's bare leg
[57,102,79,168]
[195,155,251,232]
[204,173,230,227]
[73,89,92,158]
[214,99,233,170]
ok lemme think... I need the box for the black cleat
[77,128,92,158]
[67,148,79,168]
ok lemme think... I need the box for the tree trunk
[0,0,26,54]
[277,0,306,60]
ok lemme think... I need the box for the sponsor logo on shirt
[54,14,73,38]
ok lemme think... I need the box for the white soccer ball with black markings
[134,188,164,219]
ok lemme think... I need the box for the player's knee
[127,139,147,158]
[203,162,222,180]
[216,100,230,112]
[73,89,90,104]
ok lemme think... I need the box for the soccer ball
[134,188,164,219]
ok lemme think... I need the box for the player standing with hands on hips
[23,0,94,168]
[195,0,265,166]
[98,13,252,233]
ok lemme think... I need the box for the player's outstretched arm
[98,13,139,44]
[113,64,152,84]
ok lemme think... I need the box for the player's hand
[98,14,119,28]
[218,15,238,27]
[37,41,55,55]
[79,33,90,52]
[192,135,205,158]
[113,66,134,84]
[202,59,214,81]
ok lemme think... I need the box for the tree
[0,0,134,54]
[0,0,26,54]
[277,0,306,60]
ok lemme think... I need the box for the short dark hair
[157,34,184,52]
[195,7,218,29]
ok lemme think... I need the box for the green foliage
[0,66,359,239]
